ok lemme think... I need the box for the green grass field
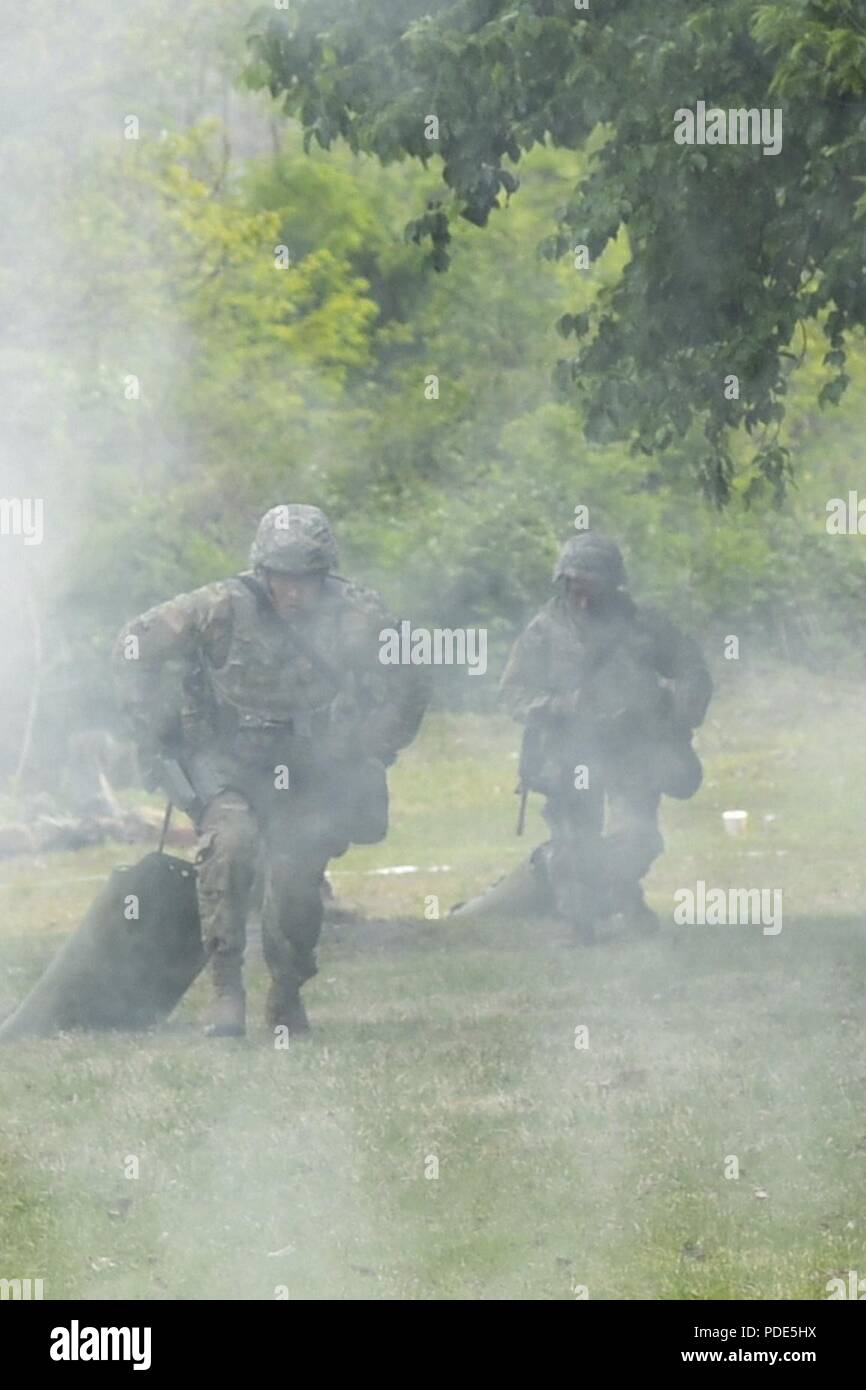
[1,665,865,1300]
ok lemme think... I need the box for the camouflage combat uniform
[113,505,429,1035]
[500,535,711,938]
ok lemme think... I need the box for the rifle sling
[236,573,344,692]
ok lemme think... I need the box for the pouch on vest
[341,757,389,844]
[649,735,703,799]
[230,713,299,767]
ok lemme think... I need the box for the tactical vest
[545,598,665,718]
[520,596,699,799]
[190,579,344,748]
[179,578,391,837]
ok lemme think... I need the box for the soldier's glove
[360,742,396,768]
[358,707,403,765]
[670,689,702,734]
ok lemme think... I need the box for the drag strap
[158,801,173,855]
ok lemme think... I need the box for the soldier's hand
[136,746,165,793]
[671,689,701,732]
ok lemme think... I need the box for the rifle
[514,705,545,836]
[512,682,609,834]
[515,786,528,836]
[157,755,204,824]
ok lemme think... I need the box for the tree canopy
[248,0,866,503]
[3,0,866,783]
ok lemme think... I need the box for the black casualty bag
[0,849,205,1041]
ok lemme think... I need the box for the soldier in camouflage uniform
[499,534,711,941]
[113,505,429,1037]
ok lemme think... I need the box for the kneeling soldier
[498,534,711,940]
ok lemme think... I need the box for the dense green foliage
[3,1,866,780]
[249,0,866,503]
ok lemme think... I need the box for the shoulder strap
[236,574,344,690]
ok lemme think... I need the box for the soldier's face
[264,571,325,619]
[564,576,594,610]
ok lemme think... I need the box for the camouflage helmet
[249,504,337,575]
[553,533,627,590]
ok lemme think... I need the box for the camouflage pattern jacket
[500,591,712,796]
[112,572,429,787]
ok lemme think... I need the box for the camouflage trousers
[194,782,350,990]
[541,768,663,925]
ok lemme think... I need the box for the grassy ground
[1,664,865,1300]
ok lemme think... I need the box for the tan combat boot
[204,951,246,1037]
[265,978,310,1038]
